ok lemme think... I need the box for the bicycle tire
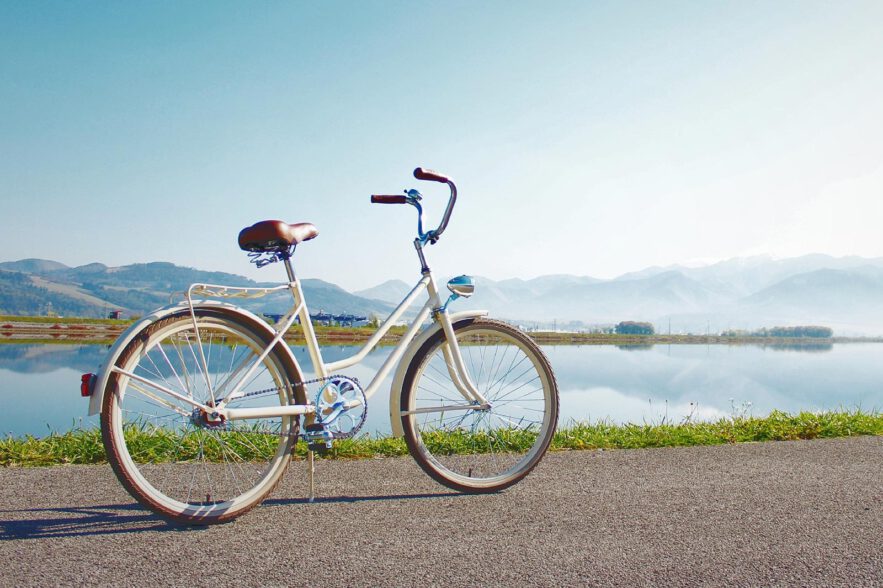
[101,308,305,525]
[401,317,558,493]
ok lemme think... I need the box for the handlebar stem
[413,237,430,273]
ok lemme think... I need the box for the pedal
[303,423,334,453]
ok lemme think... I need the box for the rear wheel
[101,309,305,524]
[401,318,558,492]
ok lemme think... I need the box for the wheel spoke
[103,311,301,524]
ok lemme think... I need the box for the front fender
[387,309,487,437]
[87,301,294,416]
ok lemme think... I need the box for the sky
[2,1,882,291]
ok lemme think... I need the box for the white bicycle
[81,168,559,524]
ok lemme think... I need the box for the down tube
[361,302,434,401]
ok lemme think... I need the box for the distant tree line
[0,272,97,317]
[615,321,655,335]
[721,326,833,339]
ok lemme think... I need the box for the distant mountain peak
[0,258,70,273]
[72,262,108,273]
[353,279,413,304]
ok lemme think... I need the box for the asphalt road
[1,437,880,587]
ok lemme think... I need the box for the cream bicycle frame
[168,265,488,424]
[95,167,486,426]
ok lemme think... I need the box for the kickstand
[307,450,316,503]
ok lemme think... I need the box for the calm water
[1,342,881,437]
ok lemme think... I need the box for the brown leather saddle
[238,220,318,253]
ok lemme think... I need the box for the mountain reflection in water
[0,341,880,437]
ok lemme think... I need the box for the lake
[1,342,880,437]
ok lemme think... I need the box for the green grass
[551,409,883,450]
[1,410,880,467]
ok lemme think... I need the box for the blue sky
[2,1,881,290]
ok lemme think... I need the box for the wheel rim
[405,324,556,488]
[107,316,295,519]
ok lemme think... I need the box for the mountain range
[361,255,883,336]
[0,260,394,320]
[2,254,882,335]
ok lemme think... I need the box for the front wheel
[401,318,558,493]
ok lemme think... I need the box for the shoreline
[1,315,880,346]
[2,409,880,466]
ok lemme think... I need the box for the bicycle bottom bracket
[304,422,334,453]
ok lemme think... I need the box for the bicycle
[81,168,559,524]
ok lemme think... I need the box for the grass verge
[1,410,880,467]
[0,315,132,326]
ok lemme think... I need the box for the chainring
[314,375,367,439]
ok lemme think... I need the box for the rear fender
[387,310,487,437]
[87,301,300,416]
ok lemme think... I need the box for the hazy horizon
[3,249,882,289]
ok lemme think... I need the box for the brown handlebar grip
[371,194,408,204]
[413,167,451,183]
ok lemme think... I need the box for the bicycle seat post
[282,255,297,283]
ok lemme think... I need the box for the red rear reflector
[80,373,96,397]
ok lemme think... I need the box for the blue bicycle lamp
[442,275,475,311]
[447,275,475,297]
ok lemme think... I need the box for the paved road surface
[1,437,880,587]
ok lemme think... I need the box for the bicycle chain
[211,374,366,440]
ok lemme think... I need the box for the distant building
[294,311,369,327]
[108,310,124,320]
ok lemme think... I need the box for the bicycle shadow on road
[0,492,464,539]
[0,504,200,540]
[263,491,464,507]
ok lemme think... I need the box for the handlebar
[370,194,408,204]
[370,167,458,245]
[416,167,457,242]
[413,167,450,183]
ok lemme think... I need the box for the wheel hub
[190,407,227,429]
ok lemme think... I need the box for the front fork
[433,309,490,408]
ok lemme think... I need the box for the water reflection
[0,344,108,374]
[615,344,654,351]
[612,342,835,353]
[545,343,882,426]
[765,342,834,352]
[1,342,880,437]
